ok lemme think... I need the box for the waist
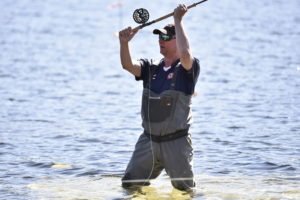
[143,129,189,143]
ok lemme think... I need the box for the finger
[176,4,186,12]
[175,5,181,13]
[132,27,140,34]
[125,27,132,36]
[180,4,187,12]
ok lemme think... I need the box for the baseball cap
[153,23,175,36]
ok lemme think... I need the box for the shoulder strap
[146,59,163,89]
[170,61,181,90]
[150,59,161,77]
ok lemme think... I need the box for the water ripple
[1,0,299,199]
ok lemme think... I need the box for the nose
[159,39,165,44]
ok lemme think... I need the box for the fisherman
[118,4,200,191]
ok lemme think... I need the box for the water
[0,0,300,199]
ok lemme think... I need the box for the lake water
[1,0,300,199]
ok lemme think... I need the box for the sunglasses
[159,34,176,41]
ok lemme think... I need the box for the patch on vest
[167,72,174,79]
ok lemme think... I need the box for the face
[158,34,177,56]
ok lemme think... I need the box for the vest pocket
[142,95,173,122]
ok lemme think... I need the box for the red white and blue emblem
[167,72,174,79]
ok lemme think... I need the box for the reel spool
[133,8,149,24]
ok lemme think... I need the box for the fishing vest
[141,60,193,136]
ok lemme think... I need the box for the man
[118,4,200,191]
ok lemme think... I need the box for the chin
[160,49,166,56]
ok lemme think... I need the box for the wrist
[174,17,183,24]
[120,40,129,46]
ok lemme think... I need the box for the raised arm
[173,4,193,71]
[119,27,141,77]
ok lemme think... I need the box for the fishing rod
[132,0,208,32]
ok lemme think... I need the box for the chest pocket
[142,94,174,123]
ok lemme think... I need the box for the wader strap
[170,62,181,90]
[144,129,189,143]
[146,59,162,89]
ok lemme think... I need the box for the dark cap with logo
[153,23,175,36]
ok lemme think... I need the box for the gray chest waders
[141,61,193,139]
[122,61,196,190]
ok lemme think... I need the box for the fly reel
[133,8,149,24]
